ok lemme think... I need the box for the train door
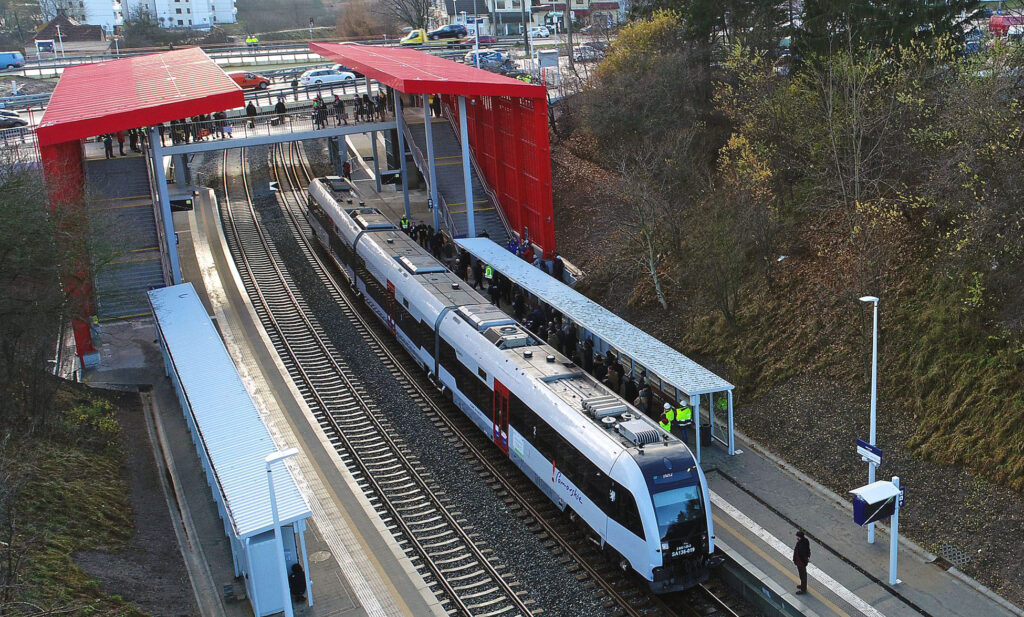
[385,280,396,335]
[493,380,510,455]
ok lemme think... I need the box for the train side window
[611,480,645,540]
[478,368,487,381]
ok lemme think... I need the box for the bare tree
[616,139,679,310]
[381,0,431,30]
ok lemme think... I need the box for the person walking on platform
[102,133,114,159]
[793,531,811,594]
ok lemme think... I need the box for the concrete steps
[405,120,509,244]
[85,155,165,321]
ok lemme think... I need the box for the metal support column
[728,390,735,455]
[458,95,475,237]
[394,89,411,218]
[423,95,440,229]
[366,77,381,192]
[147,127,181,284]
[693,395,701,463]
[172,153,188,186]
[298,520,313,606]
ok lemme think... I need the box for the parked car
[458,34,498,47]
[0,116,29,129]
[299,68,357,85]
[572,45,604,62]
[527,26,550,38]
[464,48,512,71]
[0,51,25,69]
[0,109,21,118]
[428,24,468,40]
[228,71,271,90]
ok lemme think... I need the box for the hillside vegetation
[564,11,1024,491]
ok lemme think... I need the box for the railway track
[218,146,536,617]
[267,141,753,617]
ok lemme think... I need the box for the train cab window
[611,481,644,539]
[478,368,487,381]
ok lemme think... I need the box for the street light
[266,447,300,617]
[859,295,879,544]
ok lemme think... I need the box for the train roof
[491,327,682,456]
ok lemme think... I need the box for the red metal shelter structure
[38,47,244,364]
[310,42,555,256]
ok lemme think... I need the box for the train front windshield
[652,484,704,541]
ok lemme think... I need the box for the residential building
[39,0,235,34]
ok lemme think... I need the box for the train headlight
[661,542,670,551]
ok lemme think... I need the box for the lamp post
[266,447,299,617]
[859,295,879,544]
[473,0,480,68]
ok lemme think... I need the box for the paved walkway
[699,434,1023,617]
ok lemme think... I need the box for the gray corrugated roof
[456,238,733,396]
[149,284,310,539]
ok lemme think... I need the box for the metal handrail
[399,117,459,237]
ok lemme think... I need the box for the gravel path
[200,144,620,617]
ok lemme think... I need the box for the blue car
[0,51,25,69]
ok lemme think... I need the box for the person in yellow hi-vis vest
[675,401,693,443]
[659,403,674,434]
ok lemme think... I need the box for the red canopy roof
[37,47,243,147]
[310,42,546,99]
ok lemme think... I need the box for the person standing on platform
[400,214,411,234]
[552,252,565,281]
[472,260,484,290]
[291,78,299,101]
[116,130,126,156]
[246,101,257,128]
[674,400,693,442]
[103,133,114,159]
[793,531,811,594]
[659,404,674,434]
[334,95,347,126]
[288,563,306,601]
[342,160,351,181]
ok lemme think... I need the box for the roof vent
[617,420,662,447]
[524,350,533,359]
[546,355,555,363]
[451,282,460,289]
[386,237,394,244]
[601,417,617,425]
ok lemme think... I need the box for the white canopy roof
[149,284,310,539]
[456,238,733,397]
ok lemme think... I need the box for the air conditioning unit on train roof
[617,420,662,447]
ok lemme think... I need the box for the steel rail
[221,145,533,617]
[277,142,675,617]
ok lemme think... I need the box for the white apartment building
[40,0,236,34]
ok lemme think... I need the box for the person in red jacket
[793,530,811,594]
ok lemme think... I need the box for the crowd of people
[100,128,145,159]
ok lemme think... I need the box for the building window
[212,15,217,21]
[188,18,192,23]
[496,0,505,7]
[177,19,183,24]
[186,7,190,12]
[512,0,520,7]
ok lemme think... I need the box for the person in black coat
[624,376,639,406]
[472,260,484,290]
[245,101,257,128]
[288,563,306,600]
[793,531,811,594]
[552,252,565,281]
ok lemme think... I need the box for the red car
[459,34,498,47]
[228,71,271,90]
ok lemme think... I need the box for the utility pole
[520,0,529,59]
[473,0,480,68]
[56,24,66,58]
[565,4,574,70]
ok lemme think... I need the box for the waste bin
[700,423,712,447]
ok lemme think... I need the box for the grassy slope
[4,388,146,616]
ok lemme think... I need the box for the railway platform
[78,186,447,617]
[455,238,1023,617]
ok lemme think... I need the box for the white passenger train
[306,177,717,592]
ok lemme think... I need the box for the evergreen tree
[797,0,980,57]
